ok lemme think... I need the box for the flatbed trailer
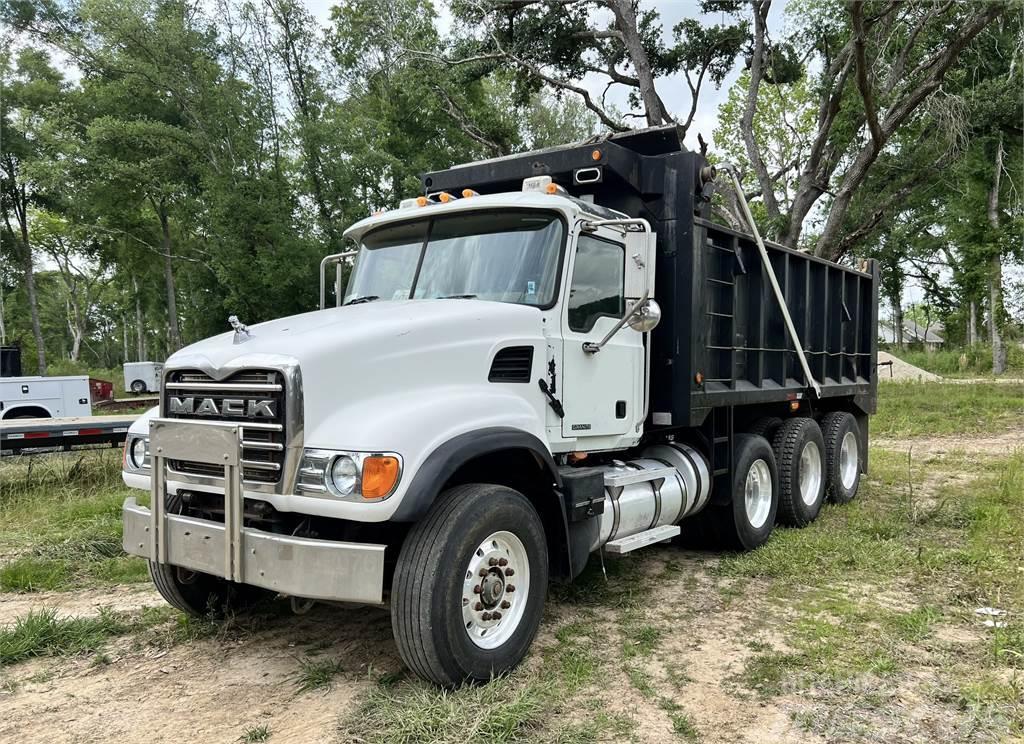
[0,415,138,456]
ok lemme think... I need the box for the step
[603,466,677,488]
[603,525,681,554]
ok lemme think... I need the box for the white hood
[165,299,548,450]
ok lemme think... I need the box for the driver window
[567,235,625,333]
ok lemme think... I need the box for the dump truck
[121,125,878,685]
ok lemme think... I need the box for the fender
[389,426,562,522]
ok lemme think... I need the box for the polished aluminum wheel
[461,530,530,650]
[744,458,773,529]
[798,440,823,506]
[839,431,858,490]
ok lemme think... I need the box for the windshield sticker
[527,281,536,296]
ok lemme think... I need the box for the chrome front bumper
[124,418,385,604]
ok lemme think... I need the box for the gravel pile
[877,351,943,382]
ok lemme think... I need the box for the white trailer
[0,375,92,420]
[123,362,163,394]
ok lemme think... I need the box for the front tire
[130,379,147,394]
[391,483,548,687]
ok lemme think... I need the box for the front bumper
[126,417,385,605]
[123,498,385,604]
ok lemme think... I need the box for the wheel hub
[462,531,530,650]
[744,458,772,529]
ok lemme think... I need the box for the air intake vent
[489,346,534,383]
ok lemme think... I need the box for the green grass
[0,451,148,592]
[0,607,136,664]
[293,657,346,692]
[885,345,1024,377]
[872,381,1023,438]
[240,724,272,742]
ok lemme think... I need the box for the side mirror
[627,299,661,333]
[583,294,660,353]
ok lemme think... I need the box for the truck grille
[163,369,287,484]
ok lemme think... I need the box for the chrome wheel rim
[799,441,823,506]
[840,431,858,490]
[462,530,530,650]
[744,459,773,529]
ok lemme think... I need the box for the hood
[169,300,542,369]
[165,300,547,444]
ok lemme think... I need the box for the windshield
[344,210,564,307]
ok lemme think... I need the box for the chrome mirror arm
[583,289,651,354]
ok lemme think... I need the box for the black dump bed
[424,126,878,428]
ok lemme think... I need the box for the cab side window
[567,235,625,332]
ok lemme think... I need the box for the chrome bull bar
[125,417,386,604]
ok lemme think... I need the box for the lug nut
[473,585,482,594]
[506,584,515,593]
[479,568,489,577]
[504,568,515,577]
[501,600,511,609]
[474,602,483,611]
[498,558,508,567]
[488,557,499,566]
[492,611,502,620]
[481,612,492,621]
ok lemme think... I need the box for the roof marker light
[437,191,455,203]
[462,189,479,198]
[416,196,430,207]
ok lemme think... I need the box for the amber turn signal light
[362,456,400,499]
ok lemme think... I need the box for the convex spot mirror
[627,298,661,333]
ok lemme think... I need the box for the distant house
[878,320,944,350]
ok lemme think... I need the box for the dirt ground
[1,428,1020,743]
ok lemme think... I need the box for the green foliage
[0,607,133,664]
[872,381,1023,438]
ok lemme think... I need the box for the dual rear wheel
[711,412,861,550]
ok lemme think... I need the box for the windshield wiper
[343,295,379,306]
[439,294,478,299]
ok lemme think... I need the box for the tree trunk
[987,133,1006,375]
[158,206,182,353]
[968,300,977,346]
[122,313,129,362]
[66,297,83,362]
[605,0,669,126]
[894,303,904,351]
[739,0,782,228]
[134,279,146,362]
[18,216,46,375]
[0,276,6,345]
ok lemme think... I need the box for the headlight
[297,449,402,501]
[328,456,359,496]
[125,436,149,470]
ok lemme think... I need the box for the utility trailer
[120,125,878,686]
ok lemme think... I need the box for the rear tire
[820,412,861,504]
[772,418,826,527]
[130,380,147,394]
[712,434,779,551]
[391,483,548,687]
[747,416,783,441]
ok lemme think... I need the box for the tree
[0,46,66,374]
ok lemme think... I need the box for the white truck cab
[122,127,877,686]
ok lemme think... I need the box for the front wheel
[130,379,147,394]
[391,483,548,687]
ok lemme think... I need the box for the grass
[240,724,272,742]
[872,381,1023,438]
[293,657,346,692]
[886,345,1024,377]
[0,607,137,664]
[0,450,149,592]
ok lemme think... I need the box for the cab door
[559,229,643,440]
